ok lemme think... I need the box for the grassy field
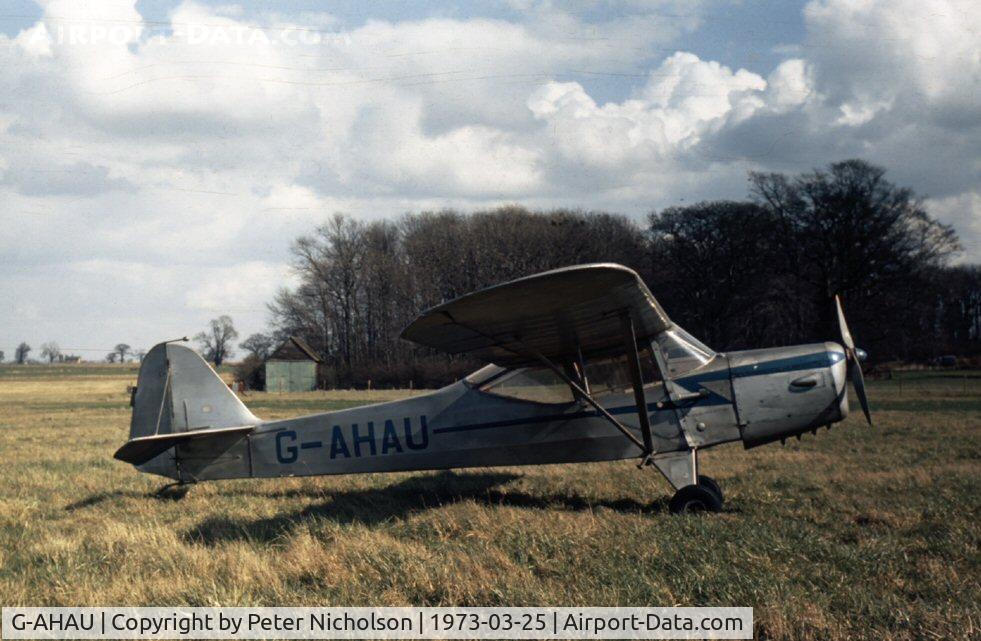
[0,364,978,640]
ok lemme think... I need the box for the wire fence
[867,369,981,401]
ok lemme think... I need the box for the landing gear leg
[654,449,724,514]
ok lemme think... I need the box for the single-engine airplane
[115,264,871,513]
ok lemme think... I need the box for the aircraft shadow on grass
[181,471,667,546]
[62,485,191,511]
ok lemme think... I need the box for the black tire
[698,475,723,504]
[669,484,723,514]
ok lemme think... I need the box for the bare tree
[105,352,118,363]
[40,342,61,363]
[649,201,787,350]
[195,315,238,366]
[240,333,275,360]
[751,159,960,353]
[135,349,147,362]
[15,343,31,365]
[0,350,5,363]
[115,343,131,362]
[270,207,647,387]
[263,174,972,383]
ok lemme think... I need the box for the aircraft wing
[400,263,671,366]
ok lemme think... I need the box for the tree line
[0,342,145,364]
[243,159,978,388]
[5,321,239,368]
[0,342,81,364]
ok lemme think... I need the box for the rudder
[129,342,259,441]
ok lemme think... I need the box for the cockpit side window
[479,367,574,404]
[479,343,667,404]
[584,349,662,397]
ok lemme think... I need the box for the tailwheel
[669,483,723,514]
[698,475,723,504]
[154,482,191,500]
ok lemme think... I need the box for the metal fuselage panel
[182,383,675,482]
[658,354,741,448]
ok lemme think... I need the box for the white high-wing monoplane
[115,264,870,513]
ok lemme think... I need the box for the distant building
[264,336,321,392]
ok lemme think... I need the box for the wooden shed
[264,336,321,392]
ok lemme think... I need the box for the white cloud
[15,22,53,57]
[0,0,978,355]
[794,0,979,136]
[927,191,981,264]
[691,0,979,232]
[765,59,812,113]
[525,52,776,187]
[543,54,754,141]
[804,0,979,125]
[184,261,297,314]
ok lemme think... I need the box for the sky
[0,0,978,361]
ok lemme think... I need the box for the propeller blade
[836,295,872,425]
[835,295,854,350]
[849,358,873,426]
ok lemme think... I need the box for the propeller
[835,295,872,426]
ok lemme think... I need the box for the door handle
[790,374,819,389]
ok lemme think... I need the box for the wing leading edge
[400,263,671,367]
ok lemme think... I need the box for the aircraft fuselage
[143,341,849,484]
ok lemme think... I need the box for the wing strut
[515,340,650,457]
[620,312,655,463]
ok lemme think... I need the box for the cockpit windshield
[465,364,505,386]
[654,326,714,377]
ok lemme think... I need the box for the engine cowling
[730,342,849,448]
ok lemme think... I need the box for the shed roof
[268,336,322,363]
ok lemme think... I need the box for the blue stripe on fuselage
[673,350,842,393]
[433,351,839,435]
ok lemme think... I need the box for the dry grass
[0,365,978,640]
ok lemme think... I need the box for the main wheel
[698,475,723,504]
[669,484,723,514]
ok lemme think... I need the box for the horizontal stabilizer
[113,425,255,466]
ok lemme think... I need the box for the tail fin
[129,341,259,440]
[120,342,260,478]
